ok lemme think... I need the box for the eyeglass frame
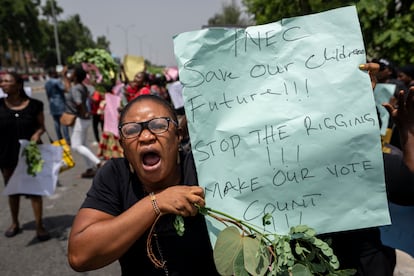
[118,117,178,139]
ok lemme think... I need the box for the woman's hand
[359,62,380,89]
[383,87,414,171]
[30,133,41,143]
[155,186,205,217]
[383,87,414,136]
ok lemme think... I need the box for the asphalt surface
[0,81,121,275]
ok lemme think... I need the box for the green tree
[0,0,42,51]
[58,14,96,63]
[41,0,63,23]
[37,14,95,69]
[38,0,112,68]
[357,0,414,64]
[0,0,113,70]
[242,0,414,64]
[242,0,354,23]
[96,36,111,52]
[207,0,253,27]
[36,18,57,68]
[36,0,64,68]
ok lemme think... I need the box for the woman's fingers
[160,186,206,216]
[359,63,380,89]
[359,63,380,72]
[178,194,205,216]
[382,102,395,115]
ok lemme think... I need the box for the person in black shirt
[0,72,50,241]
[68,95,219,276]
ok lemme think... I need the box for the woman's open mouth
[142,151,161,171]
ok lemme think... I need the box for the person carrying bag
[61,75,90,125]
[60,111,76,126]
[64,65,102,178]
[44,129,75,172]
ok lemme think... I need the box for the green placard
[174,6,390,240]
[373,83,396,136]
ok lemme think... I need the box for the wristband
[149,192,161,216]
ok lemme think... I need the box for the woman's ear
[177,115,189,143]
[176,127,184,144]
[119,137,125,149]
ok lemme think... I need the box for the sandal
[37,232,51,242]
[36,228,51,242]
[81,168,96,178]
[5,225,20,238]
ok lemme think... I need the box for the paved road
[0,81,121,275]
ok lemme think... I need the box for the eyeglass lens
[121,117,170,138]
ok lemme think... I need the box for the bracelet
[149,192,161,216]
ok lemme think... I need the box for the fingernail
[359,64,366,70]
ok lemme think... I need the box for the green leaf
[322,246,333,255]
[23,141,44,177]
[199,206,343,276]
[243,236,270,276]
[291,263,313,276]
[304,228,316,237]
[233,248,250,276]
[262,213,272,226]
[68,48,118,85]
[291,225,309,233]
[295,243,304,255]
[311,262,327,273]
[173,215,185,236]
[214,226,243,275]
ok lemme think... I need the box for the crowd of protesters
[1,55,414,275]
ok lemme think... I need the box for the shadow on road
[22,214,75,245]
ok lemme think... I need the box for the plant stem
[202,206,275,243]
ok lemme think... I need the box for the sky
[56,0,244,67]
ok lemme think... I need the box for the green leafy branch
[22,141,44,177]
[68,48,118,87]
[173,206,356,276]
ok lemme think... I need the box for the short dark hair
[371,58,397,78]
[5,71,29,99]
[119,94,178,128]
[73,65,87,82]
[47,67,58,78]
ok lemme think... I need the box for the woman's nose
[138,128,156,143]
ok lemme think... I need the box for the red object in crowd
[90,90,104,115]
[125,85,151,102]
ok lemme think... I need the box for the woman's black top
[82,151,219,276]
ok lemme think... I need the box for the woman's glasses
[119,117,177,139]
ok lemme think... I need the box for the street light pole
[134,35,146,57]
[51,0,61,66]
[116,24,135,56]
